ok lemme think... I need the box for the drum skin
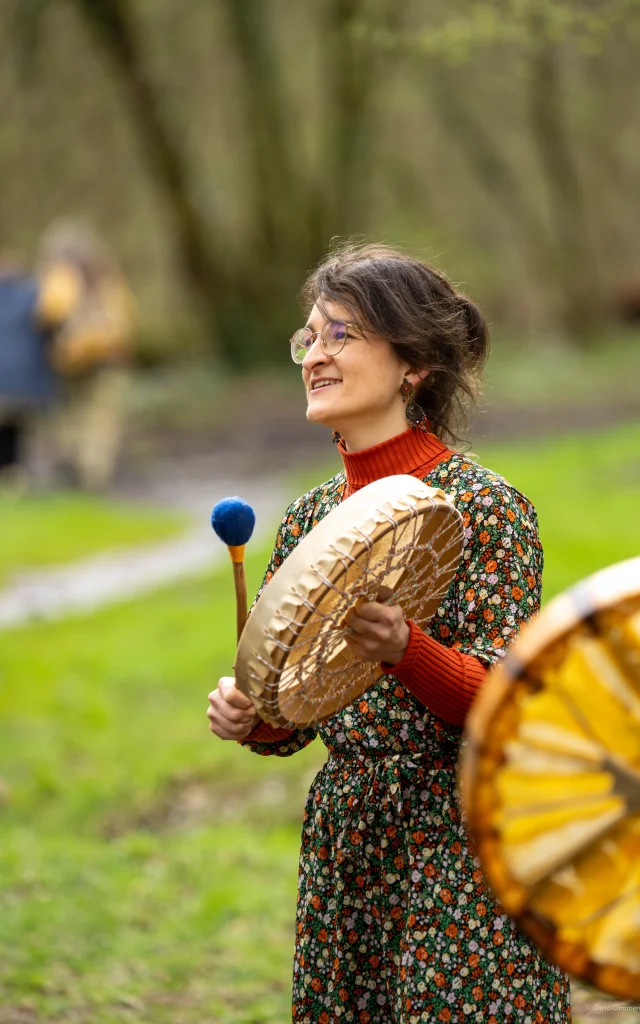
[236,475,463,728]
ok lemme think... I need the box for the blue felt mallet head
[211,496,256,558]
[211,497,257,643]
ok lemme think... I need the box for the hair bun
[458,296,489,362]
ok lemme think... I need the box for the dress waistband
[326,746,456,773]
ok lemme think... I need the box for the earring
[400,376,428,430]
[332,430,343,444]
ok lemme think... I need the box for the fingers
[207,677,259,740]
[207,693,253,726]
[344,631,392,657]
[207,699,258,740]
[343,633,379,662]
[343,609,410,665]
[345,601,404,633]
[204,700,254,741]
[351,587,394,619]
[344,632,407,664]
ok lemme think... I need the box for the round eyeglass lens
[322,320,348,354]
[291,328,312,364]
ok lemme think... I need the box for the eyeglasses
[290,319,362,364]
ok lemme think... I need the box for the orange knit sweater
[246,427,487,741]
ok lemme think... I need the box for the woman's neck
[338,409,410,453]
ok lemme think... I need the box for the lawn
[0,492,186,587]
[1,420,639,1022]
[474,418,640,599]
[0,541,322,1024]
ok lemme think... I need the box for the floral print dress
[241,452,572,1023]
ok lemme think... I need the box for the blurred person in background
[0,252,58,492]
[37,221,136,492]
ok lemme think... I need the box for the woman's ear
[405,367,430,387]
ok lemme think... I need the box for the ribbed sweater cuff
[382,620,487,727]
[240,720,293,744]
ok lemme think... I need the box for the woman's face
[301,298,411,434]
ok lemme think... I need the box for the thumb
[220,676,255,711]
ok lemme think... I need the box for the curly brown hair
[300,242,490,446]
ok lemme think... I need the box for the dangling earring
[332,430,343,445]
[400,376,428,430]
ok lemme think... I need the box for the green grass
[1,824,301,1023]
[0,541,322,1023]
[476,419,640,599]
[0,493,186,586]
[1,421,639,1021]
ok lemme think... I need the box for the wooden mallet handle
[229,545,248,643]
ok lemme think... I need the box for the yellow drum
[462,555,640,999]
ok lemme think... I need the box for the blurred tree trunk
[216,0,401,358]
[70,0,400,367]
[218,0,302,261]
[527,13,604,339]
[321,0,398,239]
[422,40,606,343]
[422,61,553,286]
[72,0,233,356]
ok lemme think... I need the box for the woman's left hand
[343,599,410,666]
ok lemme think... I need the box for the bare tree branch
[528,11,603,335]
[72,0,230,345]
[322,0,403,238]
[422,60,552,279]
[218,0,300,260]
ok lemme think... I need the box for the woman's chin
[306,402,338,427]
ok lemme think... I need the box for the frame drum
[236,475,464,728]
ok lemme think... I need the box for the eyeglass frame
[289,318,364,364]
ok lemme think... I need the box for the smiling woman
[207,242,572,1023]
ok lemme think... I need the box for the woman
[207,243,571,1023]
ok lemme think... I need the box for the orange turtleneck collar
[338,427,452,498]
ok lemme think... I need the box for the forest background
[4,0,640,371]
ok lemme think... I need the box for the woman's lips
[309,381,341,396]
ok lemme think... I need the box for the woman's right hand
[207,676,260,741]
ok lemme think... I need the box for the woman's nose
[302,335,330,371]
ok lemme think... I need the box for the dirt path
[0,457,291,630]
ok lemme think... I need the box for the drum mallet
[211,497,256,643]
